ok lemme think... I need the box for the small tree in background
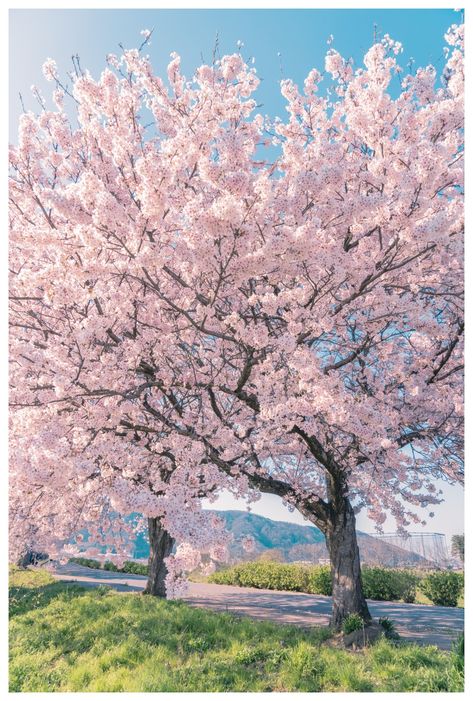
[451,534,464,562]
[258,549,285,563]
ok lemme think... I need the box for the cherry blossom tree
[10,22,463,624]
[9,405,243,596]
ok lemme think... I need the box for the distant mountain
[130,509,324,560]
[131,510,431,567]
[214,509,325,558]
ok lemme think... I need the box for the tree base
[342,622,384,649]
[144,516,175,598]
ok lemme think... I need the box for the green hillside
[216,510,325,550]
[131,510,430,567]
[131,510,325,560]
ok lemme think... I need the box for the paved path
[50,563,463,650]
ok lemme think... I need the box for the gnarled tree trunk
[324,495,371,628]
[282,425,371,628]
[296,470,371,629]
[143,517,175,597]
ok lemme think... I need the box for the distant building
[291,560,313,566]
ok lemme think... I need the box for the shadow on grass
[9,581,91,618]
[9,577,464,693]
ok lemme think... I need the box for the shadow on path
[50,564,463,650]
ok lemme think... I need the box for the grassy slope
[9,568,463,693]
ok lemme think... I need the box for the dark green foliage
[306,566,332,596]
[378,617,400,640]
[361,567,419,603]
[70,557,102,570]
[420,571,463,607]
[206,567,234,585]
[213,562,310,591]
[342,613,365,634]
[103,561,119,571]
[398,572,418,603]
[121,561,149,575]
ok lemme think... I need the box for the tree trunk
[143,517,175,597]
[17,549,49,568]
[325,496,371,628]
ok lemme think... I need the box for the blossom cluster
[9,23,464,594]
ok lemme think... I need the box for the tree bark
[143,517,175,597]
[324,495,371,628]
[249,424,371,628]
[16,549,49,568]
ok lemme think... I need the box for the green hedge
[69,557,102,570]
[209,562,331,595]
[69,557,148,576]
[420,571,463,607]
[209,562,320,592]
[361,567,419,603]
[209,561,463,606]
[307,566,333,596]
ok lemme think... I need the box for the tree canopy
[10,22,463,600]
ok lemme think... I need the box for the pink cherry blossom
[9,23,463,620]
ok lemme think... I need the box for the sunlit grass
[9,567,464,692]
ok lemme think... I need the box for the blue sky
[10,8,460,139]
[8,8,464,543]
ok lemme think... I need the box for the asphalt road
[50,563,463,650]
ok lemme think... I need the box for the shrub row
[69,557,148,576]
[209,562,464,606]
[209,562,331,595]
[69,557,102,570]
[70,556,463,606]
[209,562,332,596]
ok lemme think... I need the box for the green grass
[9,567,464,692]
